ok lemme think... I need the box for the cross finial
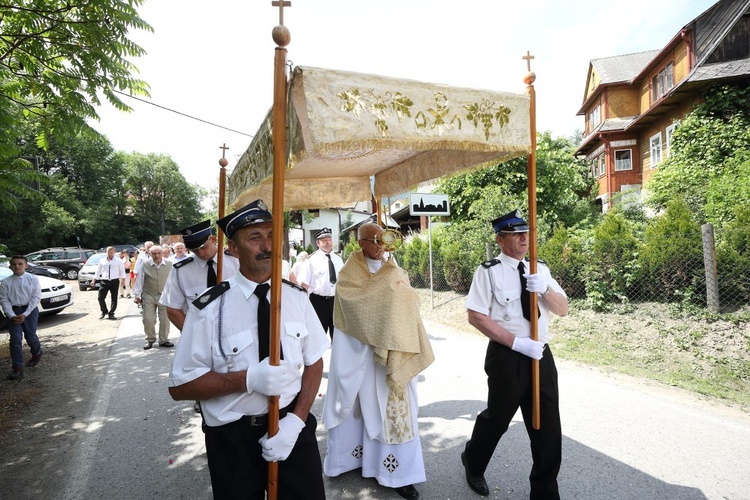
[522,50,535,72]
[219,143,229,159]
[272,1,291,25]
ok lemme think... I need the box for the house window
[665,122,678,154]
[588,103,601,131]
[650,133,663,167]
[614,149,632,171]
[652,62,675,102]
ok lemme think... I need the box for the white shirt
[159,253,239,313]
[168,273,330,427]
[299,249,343,296]
[0,272,41,318]
[93,256,126,281]
[133,251,151,274]
[132,259,172,298]
[465,253,566,344]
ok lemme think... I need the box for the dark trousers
[204,412,325,500]
[8,306,40,368]
[465,341,562,500]
[97,279,119,315]
[309,293,334,337]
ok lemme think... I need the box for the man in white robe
[323,223,434,500]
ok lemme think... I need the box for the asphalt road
[59,300,750,500]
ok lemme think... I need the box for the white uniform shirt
[168,273,330,427]
[159,253,239,313]
[93,256,126,281]
[465,253,566,344]
[300,250,343,296]
[0,272,41,318]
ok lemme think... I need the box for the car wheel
[65,268,79,280]
[79,285,88,291]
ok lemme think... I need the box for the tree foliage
[0,0,151,208]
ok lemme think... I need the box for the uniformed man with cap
[168,199,330,499]
[298,227,344,337]
[159,219,239,332]
[460,210,568,499]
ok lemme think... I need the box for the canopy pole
[268,2,291,498]
[523,50,541,431]
[216,144,229,282]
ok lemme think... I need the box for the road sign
[409,193,450,216]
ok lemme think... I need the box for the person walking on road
[91,246,126,320]
[168,199,330,499]
[461,210,569,499]
[298,227,343,338]
[0,256,43,380]
[323,223,434,500]
[133,245,173,350]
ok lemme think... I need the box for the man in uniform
[91,246,127,320]
[168,200,330,499]
[323,223,433,499]
[460,210,568,499]
[133,245,173,350]
[298,227,343,337]
[160,220,239,331]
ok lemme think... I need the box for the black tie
[253,284,283,361]
[327,253,337,284]
[206,259,217,289]
[518,261,539,321]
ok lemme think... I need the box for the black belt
[12,304,28,311]
[240,400,295,427]
[311,294,334,300]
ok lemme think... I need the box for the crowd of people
[4,203,569,500]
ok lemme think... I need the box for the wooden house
[575,0,750,211]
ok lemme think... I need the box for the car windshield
[85,254,107,266]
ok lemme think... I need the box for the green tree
[0,0,151,207]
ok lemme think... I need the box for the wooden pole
[268,2,291,498]
[217,144,229,282]
[523,50,541,430]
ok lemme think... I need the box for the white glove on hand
[523,273,547,294]
[512,337,545,360]
[259,413,306,462]
[245,358,288,396]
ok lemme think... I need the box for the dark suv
[26,247,97,280]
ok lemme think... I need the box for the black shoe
[159,341,174,348]
[462,451,489,496]
[107,313,116,320]
[26,351,42,367]
[99,313,106,320]
[143,341,154,350]
[394,484,419,499]
[7,368,23,380]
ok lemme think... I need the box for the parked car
[99,244,139,257]
[78,252,107,291]
[0,267,74,329]
[26,262,65,279]
[25,247,96,280]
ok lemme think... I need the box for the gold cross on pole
[272,1,291,25]
[523,50,535,72]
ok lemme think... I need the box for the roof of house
[590,50,661,84]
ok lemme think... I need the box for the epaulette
[524,257,547,264]
[192,281,230,309]
[174,256,194,269]
[481,259,501,268]
[282,278,306,292]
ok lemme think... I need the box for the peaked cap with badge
[179,220,213,250]
[492,209,529,234]
[216,199,273,240]
[315,227,333,240]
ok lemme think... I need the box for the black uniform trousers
[97,279,119,315]
[465,341,561,500]
[204,411,326,500]
[309,293,334,337]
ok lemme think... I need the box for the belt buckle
[249,414,265,426]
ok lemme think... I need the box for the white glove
[245,358,288,396]
[523,273,548,294]
[259,413,306,462]
[512,337,545,360]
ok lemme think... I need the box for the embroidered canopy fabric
[228,66,531,209]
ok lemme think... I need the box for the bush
[716,206,750,307]
[539,225,587,299]
[400,234,429,288]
